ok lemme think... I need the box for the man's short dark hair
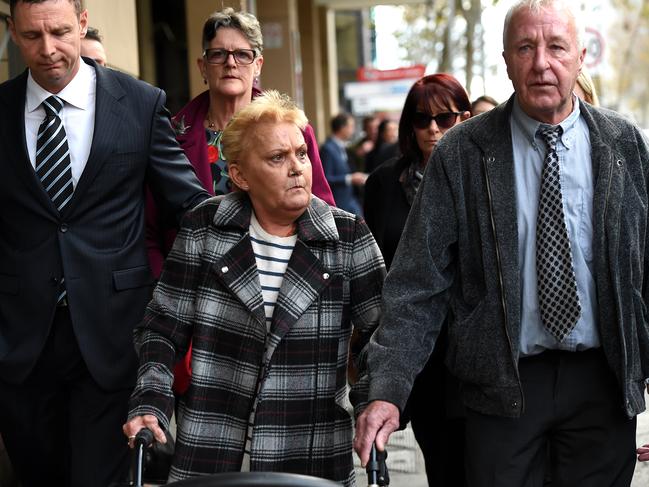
[85,27,102,43]
[10,0,82,17]
[331,113,352,134]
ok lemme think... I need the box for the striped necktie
[36,95,74,212]
[36,95,73,304]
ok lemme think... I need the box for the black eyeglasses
[203,48,257,65]
[412,111,462,130]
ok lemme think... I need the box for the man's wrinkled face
[503,4,585,124]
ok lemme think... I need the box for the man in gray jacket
[353,0,649,485]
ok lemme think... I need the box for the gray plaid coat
[128,192,385,485]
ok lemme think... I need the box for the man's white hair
[503,0,585,50]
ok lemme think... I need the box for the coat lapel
[473,98,520,275]
[267,198,337,351]
[210,194,339,353]
[471,98,521,343]
[214,236,267,331]
[211,194,266,330]
[580,102,623,268]
[65,62,125,216]
[269,240,331,343]
[0,72,59,216]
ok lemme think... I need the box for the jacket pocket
[112,266,154,291]
[445,300,487,383]
[0,274,18,295]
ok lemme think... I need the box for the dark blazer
[0,59,208,390]
[320,136,362,215]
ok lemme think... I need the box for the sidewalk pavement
[634,410,649,486]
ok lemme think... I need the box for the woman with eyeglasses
[145,8,335,397]
[363,73,471,487]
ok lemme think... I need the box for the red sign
[357,65,426,82]
[584,27,605,69]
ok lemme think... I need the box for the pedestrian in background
[363,73,471,486]
[0,0,208,485]
[354,1,649,485]
[471,94,498,115]
[320,112,367,215]
[80,26,107,66]
[348,114,380,174]
[574,69,599,106]
[364,118,399,174]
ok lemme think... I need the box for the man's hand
[353,400,400,467]
[638,444,649,462]
[350,172,368,186]
[122,414,167,447]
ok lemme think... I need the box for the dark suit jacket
[320,136,361,215]
[0,59,208,390]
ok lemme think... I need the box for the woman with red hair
[363,73,472,486]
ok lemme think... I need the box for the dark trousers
[0,307,132,487]
[407,330,466,487]
[465,349,637,487]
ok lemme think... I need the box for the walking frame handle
[132,428,154,487]
[366,442,389,486]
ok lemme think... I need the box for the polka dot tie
[535,124,581,342]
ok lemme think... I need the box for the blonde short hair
[221,90,308,163]
[575,70,600,106]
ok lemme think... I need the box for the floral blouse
[206,128,232,195]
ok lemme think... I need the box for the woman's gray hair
[503,0,584,50]
[202,8,263,54]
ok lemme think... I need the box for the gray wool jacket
[353,95,649,419]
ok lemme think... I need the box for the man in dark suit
[0,1,209,485]
[320,113,366,215]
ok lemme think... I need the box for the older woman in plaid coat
[124,91,385,485]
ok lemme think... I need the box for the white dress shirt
[25,59,96,188]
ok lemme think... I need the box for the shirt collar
[331,135,347,148]
[511,94,581,149]
[26,59,95,113]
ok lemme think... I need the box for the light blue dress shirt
[510,96,600,356]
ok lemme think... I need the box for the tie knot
[536,124,562,150]
[42,96,64,117]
